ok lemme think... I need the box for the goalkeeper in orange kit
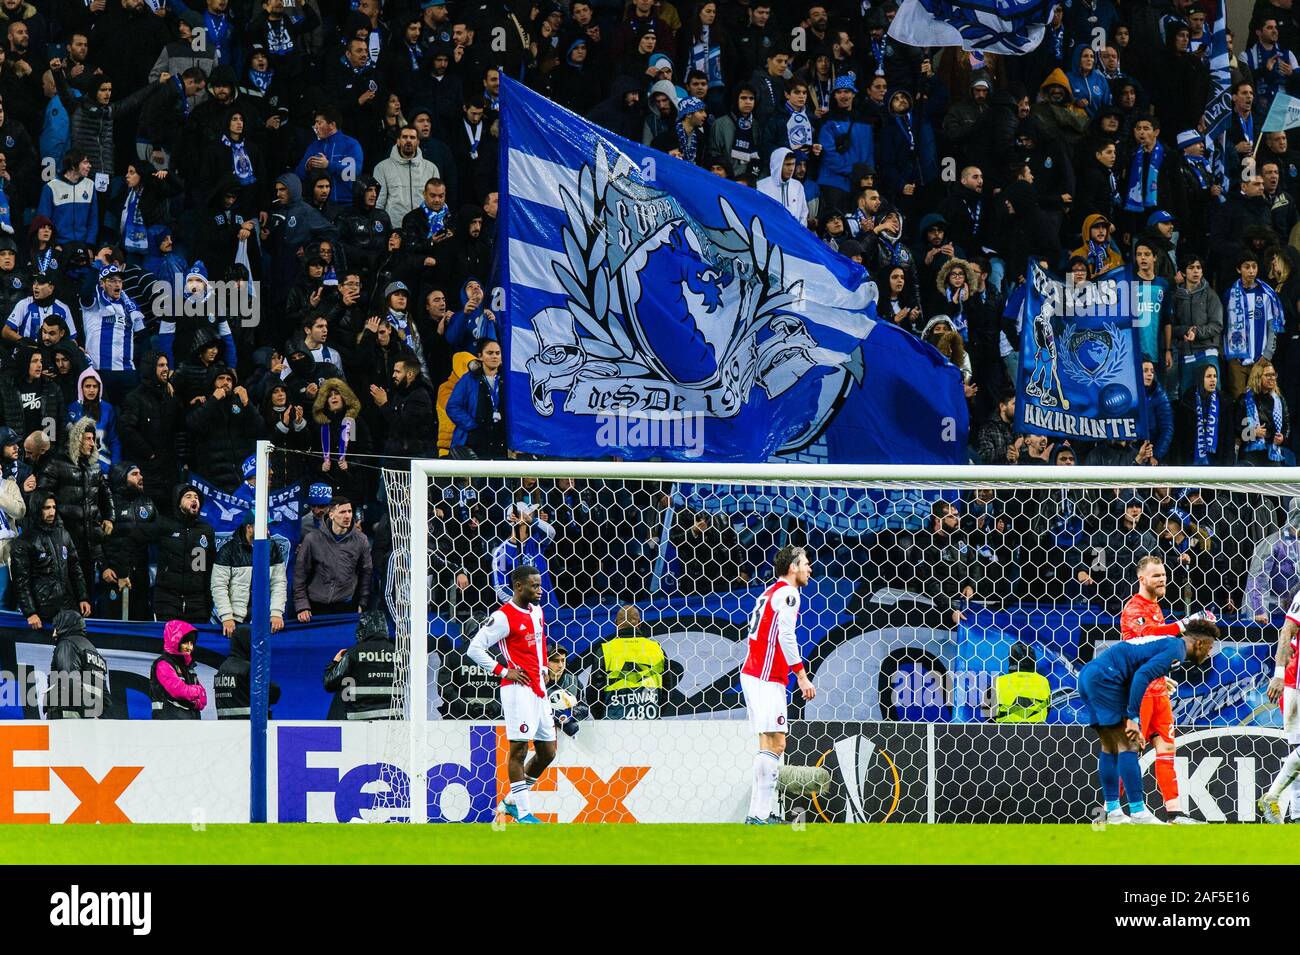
[1119,555,1215,824]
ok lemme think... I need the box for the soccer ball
[549,688,577,724]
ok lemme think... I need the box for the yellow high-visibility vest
[601,637,665,693]
[994,671,1050,723]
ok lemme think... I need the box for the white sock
[749,751,780,819]
[1267,747,1300,800]
[509,780,531,815]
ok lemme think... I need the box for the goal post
[385,460,1300,825]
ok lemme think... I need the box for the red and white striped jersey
[466,600,547,698]
[742,580,805,684]
[1284,590,1300,689]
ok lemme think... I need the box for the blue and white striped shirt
[4,296,75,342]
[81,289,146,372]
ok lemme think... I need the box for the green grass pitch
[0,823,1291,865]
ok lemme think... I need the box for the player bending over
[1078,620,1218,824]
[742,544,816,825]
[468,563,555,824]
[1120,555,1214,823]
[1260,589,1300,823]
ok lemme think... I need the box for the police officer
[323,609,399,720]
[990,641,1051,723]
[215,625,282,720]
[588,605,673,720]
[45,609,109,719]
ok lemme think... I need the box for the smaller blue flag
[1015,263,1148,441]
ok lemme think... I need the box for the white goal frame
[405,460,1300,824]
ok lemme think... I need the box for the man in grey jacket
[293,496,372,621]
[1171,255,1224,397]
[373,127,439,229]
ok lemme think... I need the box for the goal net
[376,462,1300,825]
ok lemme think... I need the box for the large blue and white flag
[1015,263,1148,441]
[887,0,1053,54]
[499,76,967,464]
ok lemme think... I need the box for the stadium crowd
[0,0,1295,661]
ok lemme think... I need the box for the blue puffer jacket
[1144,376,1173,462]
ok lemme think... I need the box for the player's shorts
[1077,664,1126,729]
[1284,686,1300,744]
[501,683,556,743]
[741,673,789,735]
[1139,686,1175,745]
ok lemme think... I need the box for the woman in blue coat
[1066,45,1111,117]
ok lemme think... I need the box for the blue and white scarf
[1124,140,1164,212]
[1087,239,1110,276]
[1243,389,1285,461]
[121,187,146,252]
[248,67,274,92]
[1225,279,1285,361]
[1185,152,1211,190]
[675,121,700,163]
[945,286,968,340]
[422,203,449,238]
[224,135,255,185]
[1194,387,1218,464]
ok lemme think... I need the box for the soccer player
[467,563,555,824]
[1078,619,1219,824]
[1259,588,1300,823]
[742,544,816,825]
[1120,555,1214,823]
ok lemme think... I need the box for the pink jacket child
[151,620,208,719]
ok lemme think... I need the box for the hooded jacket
[268,173,338,295]
[119,351,178,497]
[589,75,645,142]
[38,416,114,569]
[1066,45,1111,117]
[335,174,394,280]
[102,460,156,585]
[312,377,362,459]
[444,279,499,353]
[1143,374,1174,462]
[0,342,64,442]
[1030,68,1089,149]
[150,483,216,619]
[47,609,110,719]
[212,511,288,624]
[877,86,943,195]
[374,142,440,227]
[184,365,262,491]
[756,147,809,224]
[10,489,85,617]
[151,619,206,719]
[1071,213,1126,277]
[66,368,119,473]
